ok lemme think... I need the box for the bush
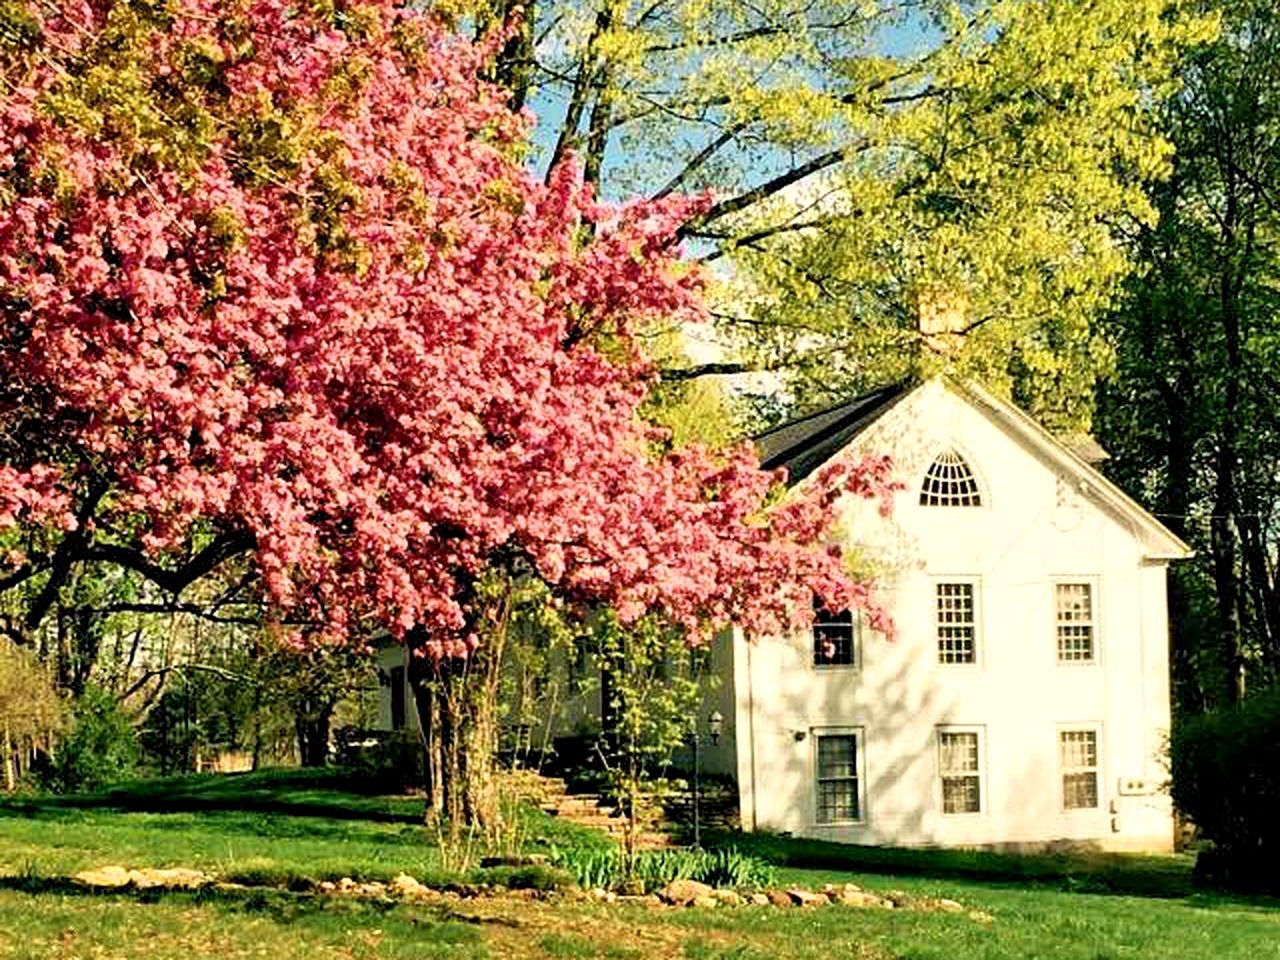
[334,727,423,792]
[1171,686,1280,891]
[43,685,139,793]
[547,845,775,893]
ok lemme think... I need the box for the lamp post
[690,709,725,849]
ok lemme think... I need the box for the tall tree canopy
[1097,0,1280,712]
[0,0,894,660]
[476,0,1213,429]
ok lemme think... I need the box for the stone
[786,888,830,907]
[691,896,720,909]
[128,868,210,890]
[318,881,336,892]
[969,910,994,924]
[929,898,965,913]
[766,889,793,908]
[884,889,911,908]
[749,893,771,906]
[712,889,745,907]
[72,866,131,889]
[616,894,663,908]
[338,877,357,891]
[589,887,610,901]
[658,878,715,906]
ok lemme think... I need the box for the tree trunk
[295,704,333,767]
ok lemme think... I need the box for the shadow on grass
[0,768,424,825]
[703,828,1209,900]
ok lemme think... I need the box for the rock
[786,888,830,907]
[390,874,437,900]
[712,889,745,907]
[72,866,131,889]
[128,868,210,890]
[658,878,715,906]
[767,889,793,908]
[840,882,863,895]
[927,897,965,913]
[338,877,357,891]
[839,890,892,909]
[749,893,771,906]
[589,887,610,901]
[691,896,720,909]
[969,910,994,924]
[318,881,336,892]
[884,889,910,908]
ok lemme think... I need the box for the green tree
[0,641,64,790]
[1096,0,1280,712]
[474,0,1213,429]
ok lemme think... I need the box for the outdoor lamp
[708,709,723,745]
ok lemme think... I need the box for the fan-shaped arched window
[920,450,982,507]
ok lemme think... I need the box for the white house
[375,375,1189,852]
[694,376,1190,852]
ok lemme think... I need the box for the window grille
[1060,729,1100,809]
[939,730,982,814]
[1056,583,1095,662]
[816,733,861,823]
[920,450,982,506]
[936,583,977,664]
[813,600,856,667]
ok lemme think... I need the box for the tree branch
[86,530,255,597]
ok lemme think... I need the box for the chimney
[915,285,969,357]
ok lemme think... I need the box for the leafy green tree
[0,641,64,790]
[44,685,139,793]
[474,0,1213,428]
[1097,0,1280,711]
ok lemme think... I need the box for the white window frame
[812,604,859,671]
[936,725,986,816]
[1053,579,1099,665]
[812,727,866,826]
[933,577,981,666]
[1058,724,1103,812]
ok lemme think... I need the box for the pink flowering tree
[0,0,894,820]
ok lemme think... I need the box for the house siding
[733,381,1176,851]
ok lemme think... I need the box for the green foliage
[469,863,576,891]
[547,844,776,892]
[43,685,138,793]
[0,641,64,789]
[1171,686,1280,891]
[1095,0,1280,714]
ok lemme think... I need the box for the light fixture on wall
[708,710,723,745]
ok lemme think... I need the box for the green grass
[2,770,1279,959]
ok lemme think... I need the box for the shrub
[1171,686,1280,891]
[547,845,775,892]
[43,685,139,793]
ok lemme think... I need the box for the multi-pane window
[920,450,982,506]
[813,600,856,667]
[1060,729,1100,810]
[1056,583,1095,662]
[816,732,862,823]
[938,729,982,814]
[936,583,977,664]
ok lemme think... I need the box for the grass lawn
[2,770,1278,959]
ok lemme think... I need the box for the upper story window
[920,450,982,507]
[1055,583,1096,663]
[813,600,856,668]
[936,582,978,664]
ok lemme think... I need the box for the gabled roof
[754,381,911,484]
[753,377,1193,562]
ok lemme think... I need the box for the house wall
[735,381,1176,851]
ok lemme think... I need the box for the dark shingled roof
[755,381,912,485]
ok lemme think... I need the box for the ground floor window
[815,729,864,824]
[1059,728,1100,809]
[937,727,983,814]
